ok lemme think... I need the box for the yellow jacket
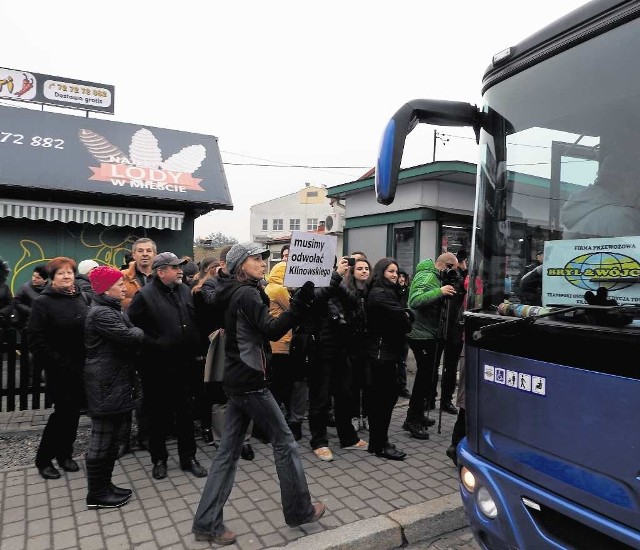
[264,262,291,354]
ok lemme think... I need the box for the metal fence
[0,327,50,411]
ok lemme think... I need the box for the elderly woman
[84,266,146,509]
[28,257,90,480]
[192,242,323,546]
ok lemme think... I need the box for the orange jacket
[264,262,291,354]
[121,262,144,310]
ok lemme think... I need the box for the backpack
[204,328,226,383]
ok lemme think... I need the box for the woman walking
[192,242,324,546]
[365,258,414,460]
[28,257,90,479]
[84,266,146,508]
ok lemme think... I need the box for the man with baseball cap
[128,252,208,480]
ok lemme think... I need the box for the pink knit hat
[89,266,123,294]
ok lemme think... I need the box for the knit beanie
[89,266,123,294]
[78,259,100,275]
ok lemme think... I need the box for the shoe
[343,439,368,450]
[421,417,436,428]
[180,457,207,478]
[240,443,255,461]
[399,388,411,398]
[402,420,429,440]
[446,444,458,467]
[441,402,458,415]
[86,488,130,509]
[287,502,326,527]
[402,418,434,432]
[58,458,80,472]
[313,447,333,461]
[351,417,360,432]
[288,422,302,441]
[375,443,406,461]
[202,428,214,446]
[152,460,167,480]
[194,530,237,545]
[38,464,61,480]
[109,483,133,498]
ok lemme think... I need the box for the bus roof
[482,0,637,93]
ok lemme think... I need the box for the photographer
[439,250,468,415]
[402,252,458,440]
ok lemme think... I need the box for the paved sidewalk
[0,397,466,550]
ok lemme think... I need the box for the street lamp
[433,130,449,162]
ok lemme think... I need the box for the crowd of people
[0,240,469,546]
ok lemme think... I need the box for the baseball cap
[226,242,270,275]
[152,252,188,270]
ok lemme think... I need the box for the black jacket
[214,276,292,394]
[27,285,90,403]
[13,282,45,322]
[366,280,413,362]
[84,294,145,417]
[127,277,200,361]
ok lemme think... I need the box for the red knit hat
[89,266,123,294]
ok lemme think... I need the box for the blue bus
[376,1,640,548]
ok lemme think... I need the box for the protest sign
[284,231,337,288]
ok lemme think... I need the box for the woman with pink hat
[83,266,147,509]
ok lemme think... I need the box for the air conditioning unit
[325,213,344,232]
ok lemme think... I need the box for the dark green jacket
[408,259,445,340]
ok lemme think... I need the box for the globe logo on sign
[564,252,640,291]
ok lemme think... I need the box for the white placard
[543,237,640,306]
[284,230,337,288]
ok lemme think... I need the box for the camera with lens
[441,266,461,287]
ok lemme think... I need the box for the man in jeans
[403,252,458,440]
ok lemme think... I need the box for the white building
[250,183,344,269]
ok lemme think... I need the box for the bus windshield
[473,16,640,314]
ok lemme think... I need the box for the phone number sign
[0,66,114,114]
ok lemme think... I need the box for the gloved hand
[290,281,315,318]
[584,286,617,306]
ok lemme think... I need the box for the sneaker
[313,447,334,461]
[351,417,360,432]
[343,439,368,450]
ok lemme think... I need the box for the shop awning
[0,199,184,230]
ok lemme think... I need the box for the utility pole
[432,130,449,162]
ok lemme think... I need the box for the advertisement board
[0,106,232,209]
[0,66,114,114]
[543,237,640,306]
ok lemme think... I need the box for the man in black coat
[127,252,207,480]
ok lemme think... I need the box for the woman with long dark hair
[365,258,413,460]
[28,257,90,479]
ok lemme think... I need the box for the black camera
[347,257,356,267]
[441,267,461,286]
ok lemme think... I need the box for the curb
[279,493,466,549]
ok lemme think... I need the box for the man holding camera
[403,252,458,440]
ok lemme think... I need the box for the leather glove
[290,281,315,318]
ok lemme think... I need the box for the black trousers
[441,324,464,404]
[307,355,359,449]
[35,368,83,469]
[140,365,197,464]
[368,359,399,452]
[407,339,440,421]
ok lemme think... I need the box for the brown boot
[194,530,236,545]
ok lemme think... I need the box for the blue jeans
[192,388,314,535]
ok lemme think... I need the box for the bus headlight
[477,486,498,518]
[461,466,476,492]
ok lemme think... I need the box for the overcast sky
[2,1,587,241]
